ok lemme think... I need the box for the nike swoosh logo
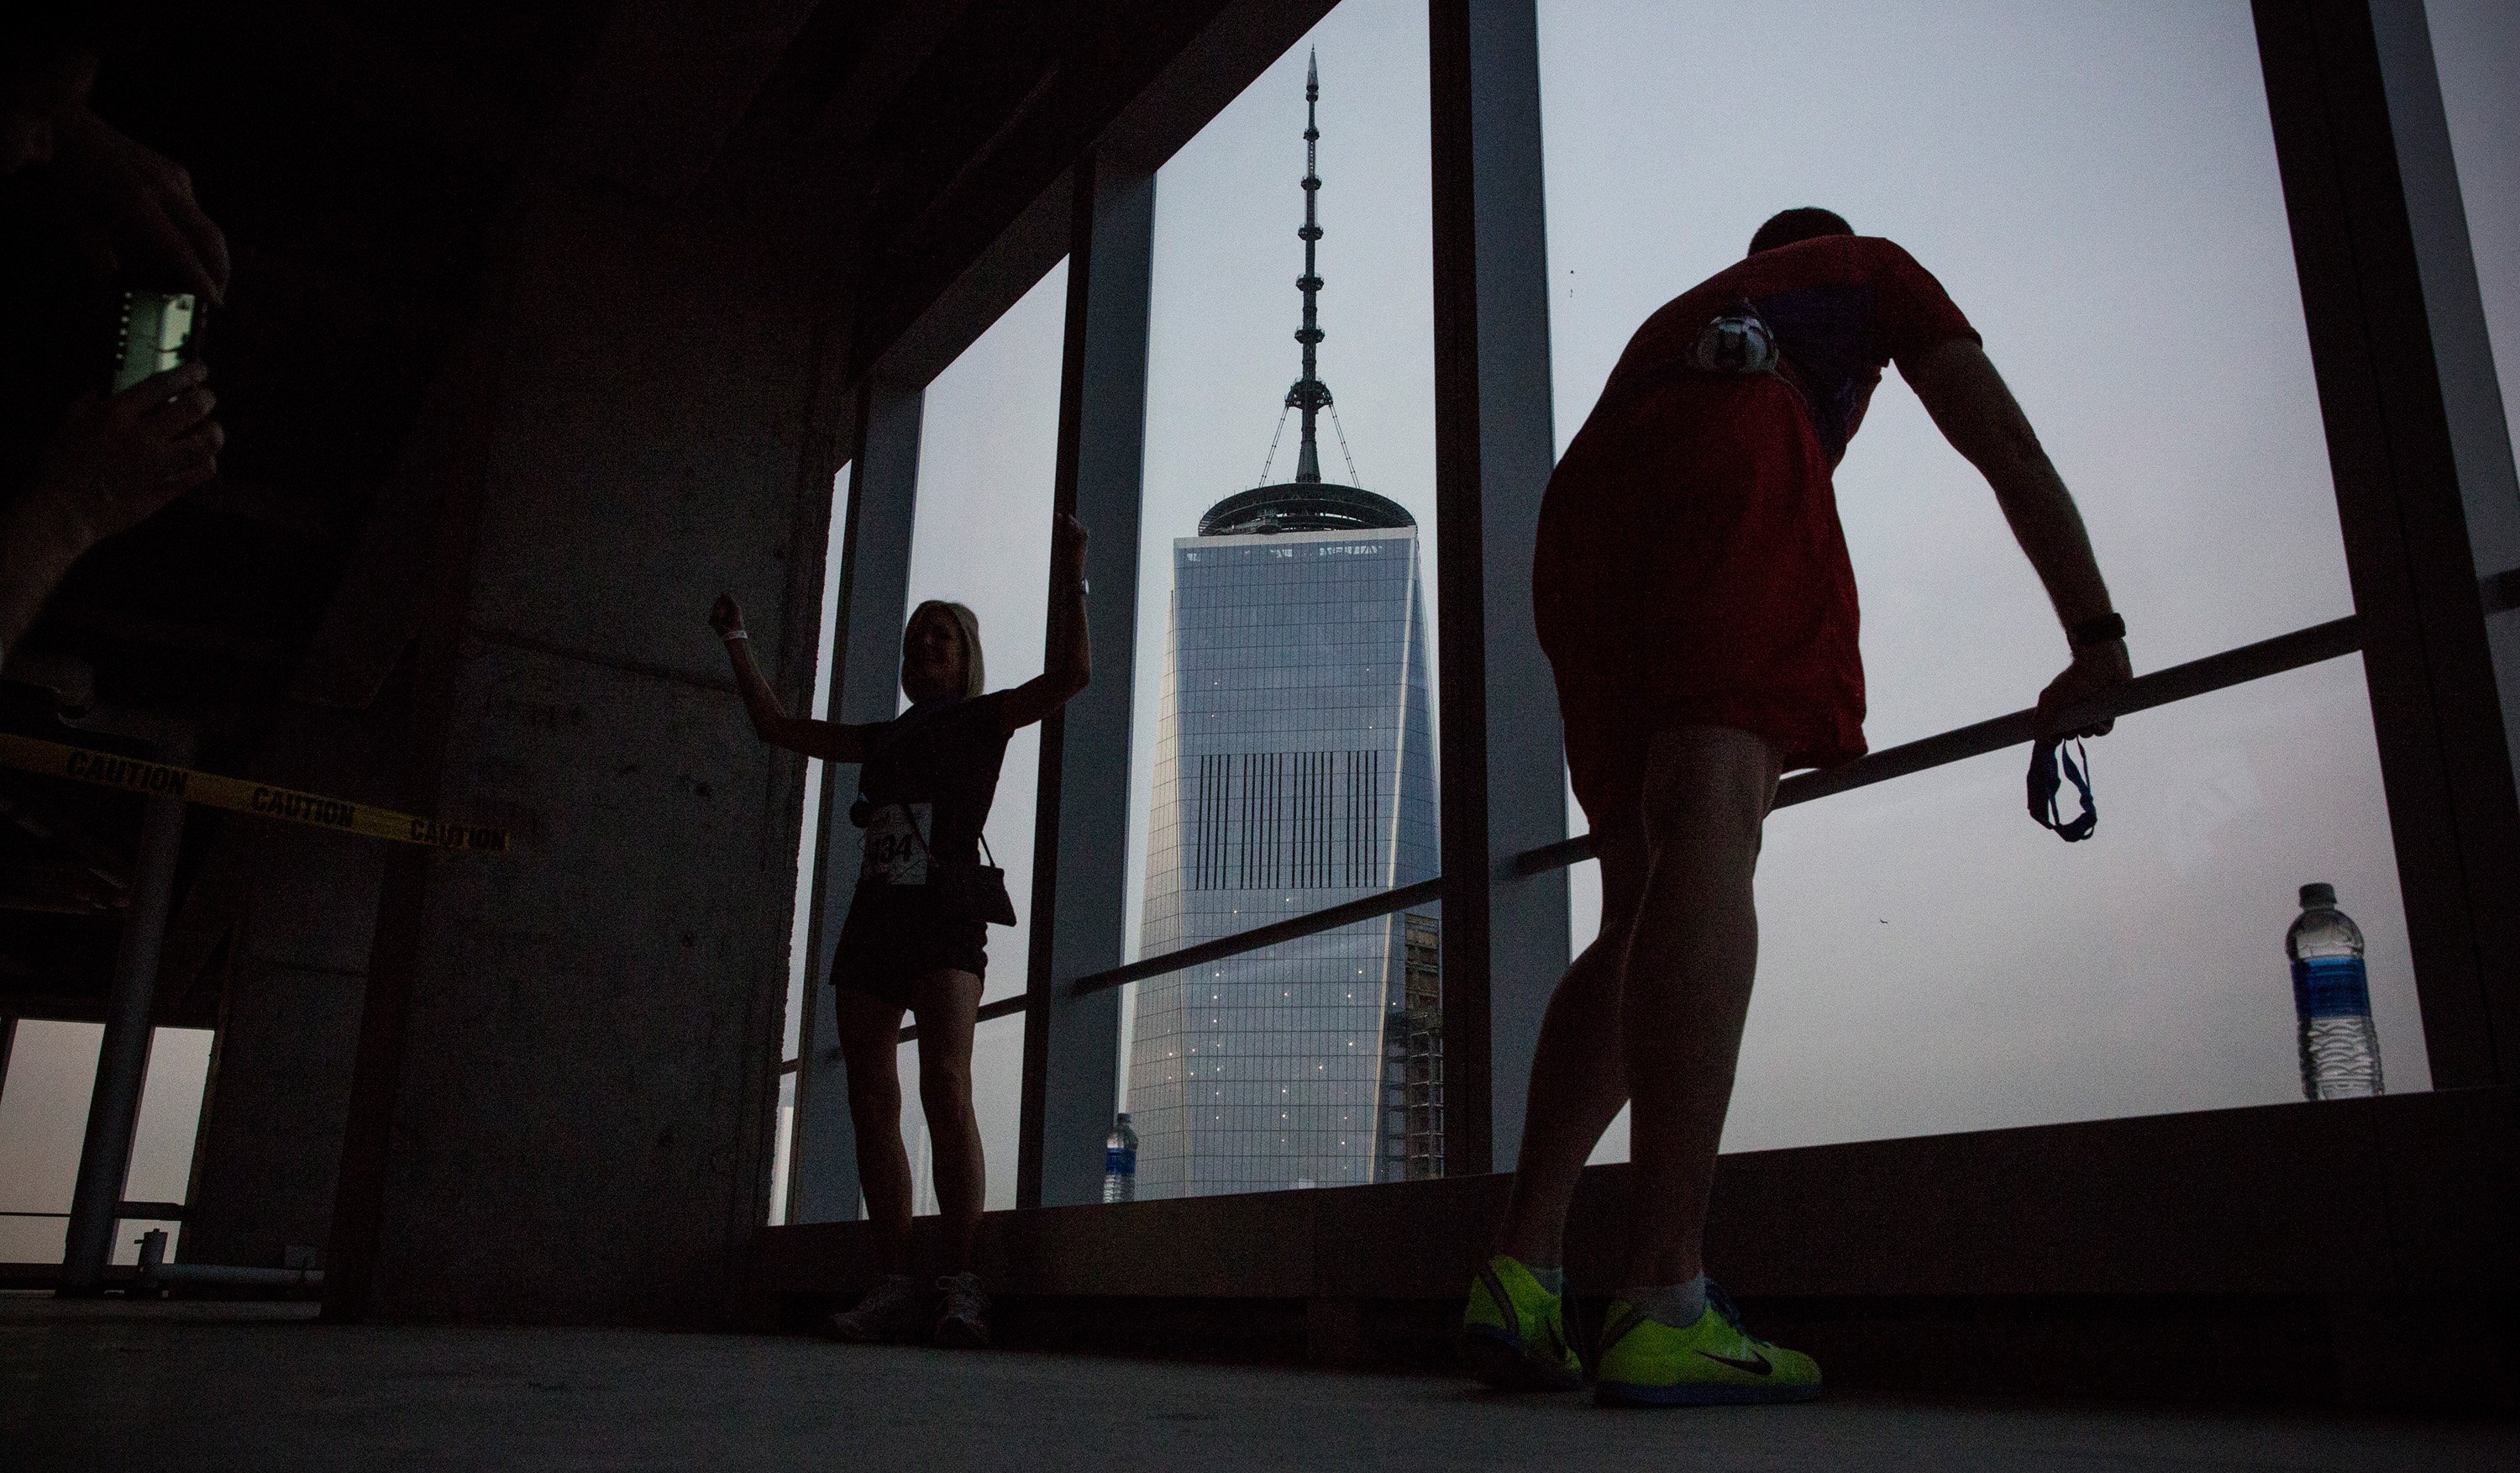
[1697,1347,1774,1376]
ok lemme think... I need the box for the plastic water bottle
[2287,882,2383,1100]
[1103,1113,1137,1203]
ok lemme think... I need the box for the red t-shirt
[1594,234,1980,465]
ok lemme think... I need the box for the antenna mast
[1288,50,1331,485]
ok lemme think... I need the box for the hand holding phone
[39,361,223,544]
[111,289,207,394]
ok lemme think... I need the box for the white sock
[1620,1275,1708,1327]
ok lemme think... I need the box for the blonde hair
[909,599,986,698]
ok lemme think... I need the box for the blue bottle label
[2292,955,2371,1019]
[1105,1147,1137,1176]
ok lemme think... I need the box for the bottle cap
[2299,881,2337,909]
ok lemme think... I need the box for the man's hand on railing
[2037,639,2133,739]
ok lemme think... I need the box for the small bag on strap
[892,802,1017,926]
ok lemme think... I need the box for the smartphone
[109,289,207,393]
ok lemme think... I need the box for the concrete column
[2255,0,2520,1086]
[325,170,838,1323]
[1016,159,1154,1209]
[181,711,396,1272]
[790,382,924,1223]
[1429,0,1567,1175]
[60,725,190,1292]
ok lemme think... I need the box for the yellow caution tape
[0,733,512,855]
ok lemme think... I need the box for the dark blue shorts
[830,883,989,1007]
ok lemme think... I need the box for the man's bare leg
[1620,724,1782,1288]
[1494,818,1647,1271]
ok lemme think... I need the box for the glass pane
[1539,1,2407,1154]
[895,1013,1026,1214]
[767,1070,795,1227]
[117,1027,212,1267]
[1578,656,2423,1164]
[0,1020,100,1263]
[785,461,853,1067]
[908,261,1069,1007]
[1118,0,1440,1198]
[1539,0,2349,750]
[2429,0,2520,472]
[0,1023,209,1265]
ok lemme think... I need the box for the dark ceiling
[0,0,1312,1025]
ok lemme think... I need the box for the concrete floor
[3,1297,2513,1471]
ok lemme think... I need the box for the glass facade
[765,1,2500,1224]
[1128,523,1437,1197]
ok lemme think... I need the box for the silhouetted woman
[710,511,1088,1348]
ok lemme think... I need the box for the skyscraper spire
[1288,49,1330,486]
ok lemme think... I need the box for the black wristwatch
[2068,612,2126,651]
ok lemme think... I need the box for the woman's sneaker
[1459,1254,1585,1391]
[931,1271,991,1349]
[827,1274,928,1344]
[1594,1281,1821,1407]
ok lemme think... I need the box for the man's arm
[709,595,869,761]
[1900,338,2131,734]
[54,106,230,304]
[1000,512,1092,733]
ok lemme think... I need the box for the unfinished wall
[179,710,400,1272]
[347,162,840,1323]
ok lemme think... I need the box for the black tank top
[853,692,1012,885]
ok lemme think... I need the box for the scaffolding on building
[1380,913,1445,1181]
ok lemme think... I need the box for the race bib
[863,802,932,886]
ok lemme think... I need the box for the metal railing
[853,613,2366,1046]
[0,1200,187,1221]
[898,994,1027,1044]
[1068,613,2364,999]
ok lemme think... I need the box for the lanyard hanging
[2027,736,2097,842]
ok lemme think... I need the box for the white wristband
[722,629,748,643]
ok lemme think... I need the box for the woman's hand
[1053,511,1088,589]
[709,593,745,639]
[2037,639,2132,739]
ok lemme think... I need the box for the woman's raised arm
[711,594,870,761]
[1000,513,1092,733]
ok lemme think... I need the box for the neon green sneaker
[1595,1282,1821,1407]
[1460,1254,1584,1391]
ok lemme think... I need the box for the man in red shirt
[1460,208,2131,1405]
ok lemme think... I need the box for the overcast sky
[11,1,2516,1231]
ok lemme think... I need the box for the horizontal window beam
[0,1201,187,1220]
[1074,614,2362,993]
[1070,877,1446,998]
[898,992,1029,1044]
